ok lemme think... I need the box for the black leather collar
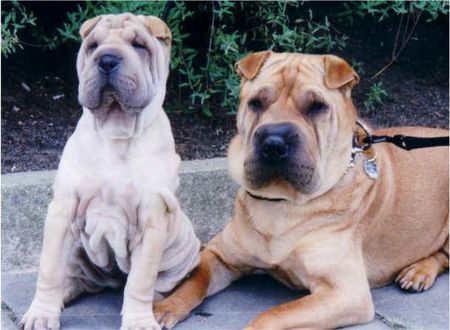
[246,190,287,202]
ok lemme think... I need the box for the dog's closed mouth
[244,156,316,193]
[94,101,138,139]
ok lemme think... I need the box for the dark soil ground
[2,14,448,174]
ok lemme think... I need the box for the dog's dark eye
[308,101,328,116]
[132,41,146,49]
[88,42,98,50]
[248,99,263,113]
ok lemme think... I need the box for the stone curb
[1,158,229,188]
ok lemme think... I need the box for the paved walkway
[2,272,448,329]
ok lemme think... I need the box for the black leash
[364,134,449,151]
[356,121,449,151]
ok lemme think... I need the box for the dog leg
[21,198,76,330]
[154,248,243,329]
[245,280,374,329]
[396,237,449,292]
[63,278,86,304]
[120,200,169,330]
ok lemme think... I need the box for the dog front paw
[20,304,60,330]
[121,313,161,330]
[154,298,190,329]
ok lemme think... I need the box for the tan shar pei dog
[21,14,200,330]
[154,51,449,329]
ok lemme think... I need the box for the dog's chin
[79,76,153,113]
[244,158,318,195]
[82,85,154,139]
[93,102,140,140]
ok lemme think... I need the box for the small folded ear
[323,55,359,90]
[138,15,172,47]
[79,16,102,39]
[235,51,272,80]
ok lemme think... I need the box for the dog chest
[235,202,358,290]
[72,176,148,274]
[58,124,184,281]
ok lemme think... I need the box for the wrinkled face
[76,13,171,139]
[230,52,359,198]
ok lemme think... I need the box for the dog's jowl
[21,14,200,330]
[154,51,449,329]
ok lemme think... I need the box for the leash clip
[355,121,373,151]
[350,121,379,179]
[350,121,372,164]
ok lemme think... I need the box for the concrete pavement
[2,272,448,330]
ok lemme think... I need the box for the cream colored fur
[21,14,200,330]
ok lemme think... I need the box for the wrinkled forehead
[99,13,144,29]
[251,54,326,92]
[92,14,146,40]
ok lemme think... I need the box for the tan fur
[79,16,102,39]
[138,16,172,47]
[154,52,449,329]
[323,54,359,89]
[235,50,273,80]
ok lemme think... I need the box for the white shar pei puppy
[21,13,200,330]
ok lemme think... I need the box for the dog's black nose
[255,123,297,163]
[98,54,120,74]
[262,135,288,161]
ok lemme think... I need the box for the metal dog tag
[363,159,379,179]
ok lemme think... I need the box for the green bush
[6,1,446,117]
[340,0,449,23]
[364,82,388,111]
[1,1,36,57]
